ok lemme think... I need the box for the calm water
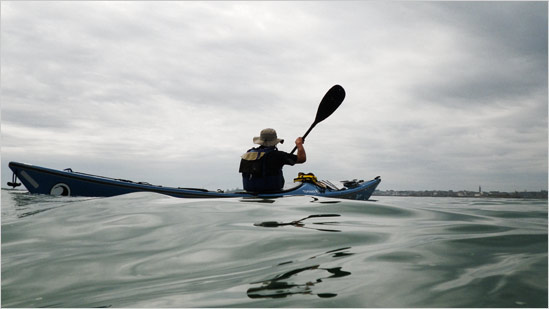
[1,189,547,308]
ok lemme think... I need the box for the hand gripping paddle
[290,85,346,154]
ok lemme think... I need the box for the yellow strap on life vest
[241,152,266,161]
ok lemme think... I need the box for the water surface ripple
[2,190,547,307]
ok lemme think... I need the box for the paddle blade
[290,85,346,154]
[314,84,345,124]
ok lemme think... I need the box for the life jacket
[239,146,284,192]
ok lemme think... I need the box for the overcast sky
[1,1,547,192]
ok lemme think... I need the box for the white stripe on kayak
[20,170,39,189]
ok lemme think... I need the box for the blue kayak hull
[8,161,381,200]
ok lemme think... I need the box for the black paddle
[290,85,346,154]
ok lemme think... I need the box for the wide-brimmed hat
[253,128,284,147]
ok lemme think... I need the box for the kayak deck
[7,161,381,200]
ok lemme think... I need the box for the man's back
[239,128,306,192]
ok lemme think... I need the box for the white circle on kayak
[50,183,71,196]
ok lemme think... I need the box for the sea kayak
[7,161,381,200]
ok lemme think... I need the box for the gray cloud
[1,1,547,191]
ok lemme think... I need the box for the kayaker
[239,128,306,192]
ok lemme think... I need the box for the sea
[1,189,547,308]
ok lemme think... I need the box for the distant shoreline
[374,190,548,199]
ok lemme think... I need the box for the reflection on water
[254,214,342,232]
[247,248,353,299]
[239,198,277,203]
[247,265,349,299]
[325,247,354,258]
[310,197,342,204]
[3,190,98,220]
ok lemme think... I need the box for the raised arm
[295,137,306,163]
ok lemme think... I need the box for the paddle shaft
[290,123,316,154]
